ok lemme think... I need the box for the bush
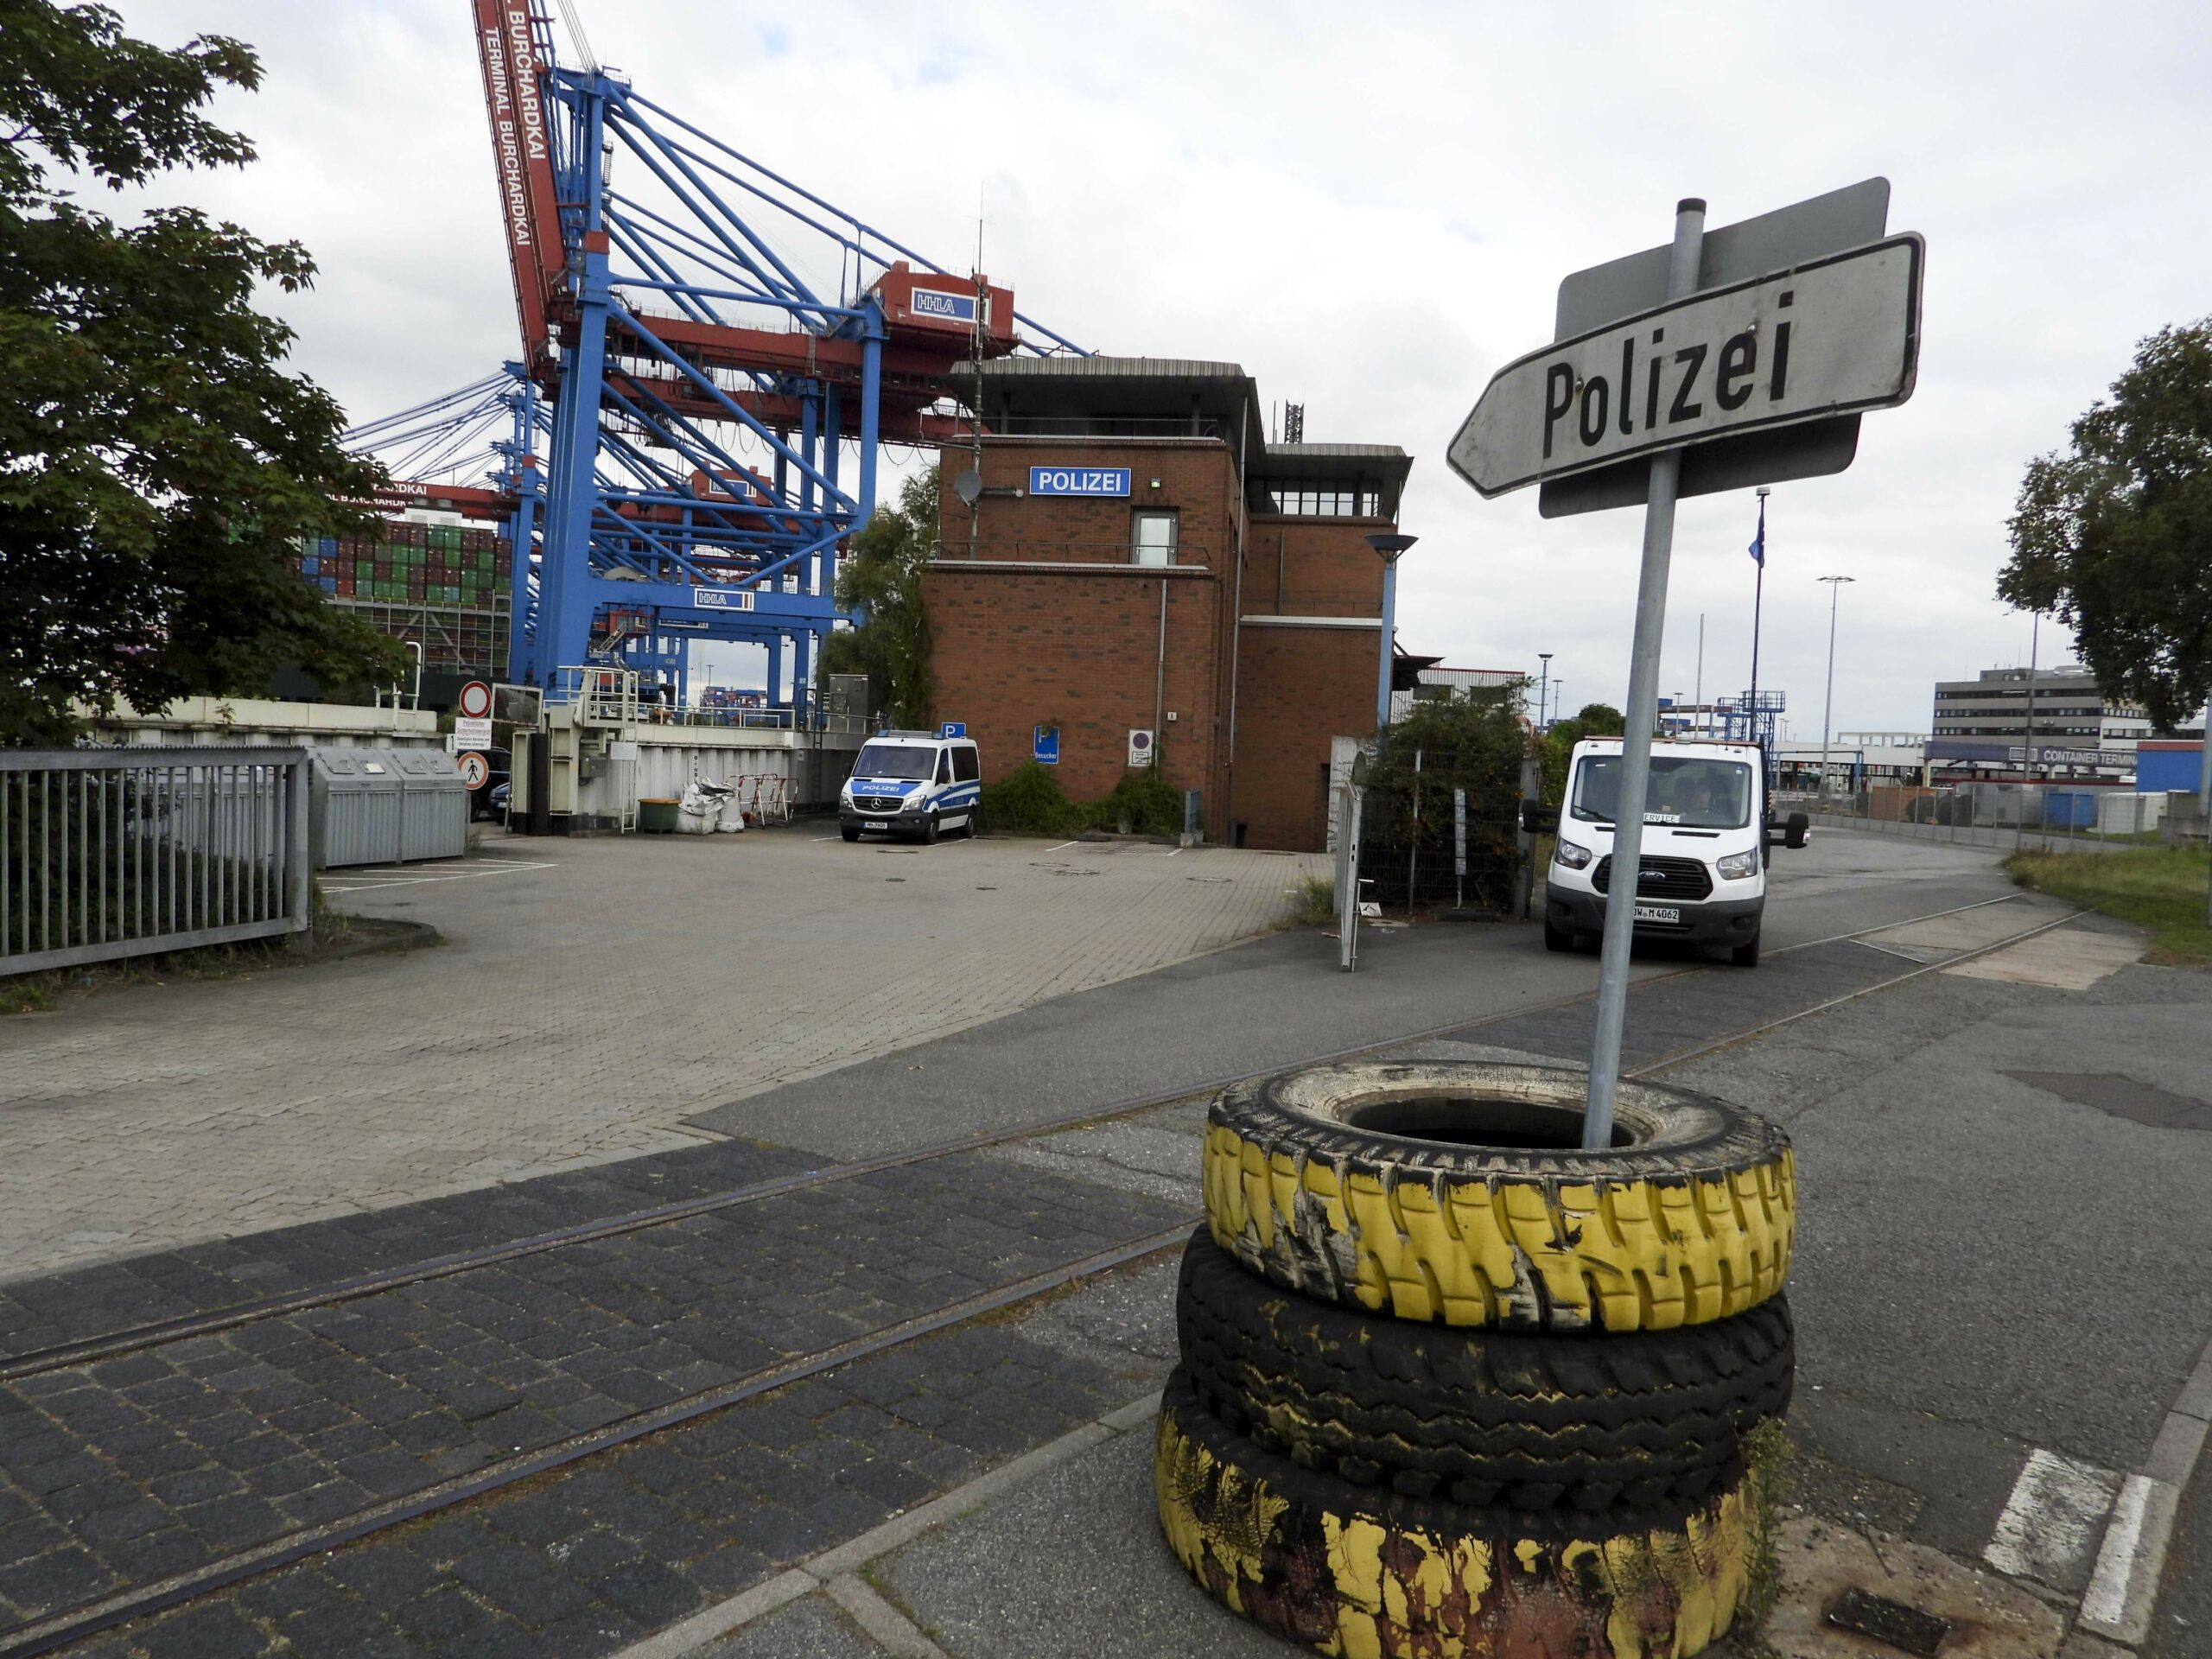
[1096,766,1185,836]
[978,762,1088,837]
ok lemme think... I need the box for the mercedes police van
[1538,737,1808,967]
[839,730,982,844]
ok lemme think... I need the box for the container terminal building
[926,357,1413,853]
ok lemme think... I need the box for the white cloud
[109,0,2212,731]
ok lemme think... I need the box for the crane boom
[471,0,566,370]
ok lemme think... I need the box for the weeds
[2005,843,2211,964]
[1285,875,1336,927]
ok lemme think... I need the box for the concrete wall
[85,696,444,751]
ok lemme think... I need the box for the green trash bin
[638,798,681,834]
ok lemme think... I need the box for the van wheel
[841,826,861,843]
[922,813,940,846]
[1543,918,1573,952]
[1730,931,1761,968]
[957,811,977,840]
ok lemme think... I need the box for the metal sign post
[1446,178,1924,1151]
[1580,199,1705,1147]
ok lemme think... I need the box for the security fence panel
[2,747,311,976]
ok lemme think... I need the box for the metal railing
[3,747,311,976]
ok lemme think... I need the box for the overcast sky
[112,1,2212,734]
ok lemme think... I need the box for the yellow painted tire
[1203,1061,1792,1332]
[1155,1367,1751,1658]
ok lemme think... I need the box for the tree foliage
[1999,319,2212,729]
[0,1,402,746]
[819,468,937,729]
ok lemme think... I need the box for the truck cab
[1541,738,1808,966]
[839,731,982,844]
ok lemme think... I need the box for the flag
[1748,496,1766,567]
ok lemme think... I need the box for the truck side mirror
[1519,800,1558,834]
[1784,811,1810,849]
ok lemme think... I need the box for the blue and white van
[839,731,982,844]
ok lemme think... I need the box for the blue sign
[1033,725,1060,765]
[1028,466,1131,498]
[939,721,966,738]
[693,587,756,612]
[912,287,979,325]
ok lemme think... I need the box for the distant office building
[1389,665,1523,724]
[1930,665,2149,747]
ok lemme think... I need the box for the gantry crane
[462,1,1084,709]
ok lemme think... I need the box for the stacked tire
[1154,1060,1796,1657]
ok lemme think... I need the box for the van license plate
[1633,905,1681,925]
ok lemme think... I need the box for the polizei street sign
[1448,232,1923,498]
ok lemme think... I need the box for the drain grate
[1825,1586,1952,1656]
[2005,1071,2212,1131]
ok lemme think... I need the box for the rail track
[0,889,2077,1657]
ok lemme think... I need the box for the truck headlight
[1717,849,1760,880]
[1553,838,1593,871]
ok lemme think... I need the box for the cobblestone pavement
[0,1149,1190,1653]
[0,829,1319,1281]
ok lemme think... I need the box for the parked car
[471,748,511,821]
[839,731,981,844]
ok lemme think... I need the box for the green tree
[820,468,938,728]
[1999,318,2212,729]
[0,1,401,746]
[1539,702,1625,805]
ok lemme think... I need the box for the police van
[839,730,982,844]
[1537,737,1808,967]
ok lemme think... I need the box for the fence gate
[3,747,312,976]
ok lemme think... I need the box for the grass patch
[1284,875,1336,928]
[2005,843,2212,964]
[1736,1416,1796,1654]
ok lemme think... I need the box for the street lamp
[1366,532,1418,732]
[1536,652,1553,730]
[1816,575,1854,804]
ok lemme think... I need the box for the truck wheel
[841,825,861,843]
[1176,1229,1791,1510]
[1730,931,1761,968]
[1542,918,1573,952]
[921,813,939,846]
[1155,1367,1756,1656]
[1203,1059,1793,1332]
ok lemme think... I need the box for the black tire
[1175,1230,1789,1512]
[841,825,861,843]
[1542,917,1573,951]
[957,810,977,840]
[921,813,940,846]
[1204,1059,1793,1332]
[1155,1368,1753,1656]
[1730,931,1761,968]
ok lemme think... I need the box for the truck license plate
[1633,904,1681,925]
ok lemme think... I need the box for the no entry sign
[456,680,493,721]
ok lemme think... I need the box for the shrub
[1096,766,1185,836]
[978,761,1088,837]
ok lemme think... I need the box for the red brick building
[924,358,1412,851]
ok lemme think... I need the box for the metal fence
[1792,782,2195,854]
[1355,779,1523,913]
[3,747,311,976]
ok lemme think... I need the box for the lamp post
[1816,575,1854,804]
[1537,652,1553,730]
[1366,533,1418,732]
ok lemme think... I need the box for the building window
[1131,511,1178,567]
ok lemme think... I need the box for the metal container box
[310,747,467,868]
[388,747,468,862]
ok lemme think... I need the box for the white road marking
[2079,1473,2183,1643]
[1983,1447,2120,1589]
[321,860,559,893]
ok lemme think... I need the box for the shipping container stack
[291,517,517,682]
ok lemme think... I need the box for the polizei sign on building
[1448,234,1923,497]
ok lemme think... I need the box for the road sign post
[1446,179,1923,1151]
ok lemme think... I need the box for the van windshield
[1571,754,1754,830]
[854,742,938,780]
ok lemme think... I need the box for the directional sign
[1448,234,1923,500]
[456,680,493,721]
[457,751,490,790]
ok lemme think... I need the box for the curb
[606,1389,1165,1659]
[2076,1332,2212,1647]
[310,917,442,963]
